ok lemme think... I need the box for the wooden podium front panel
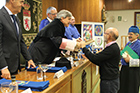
[11,60,100,93]
[91,64,100,93]
[72,62,92,93]
[44,76,71,93]
[55,80,71,93]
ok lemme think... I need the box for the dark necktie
[11,15,19,35]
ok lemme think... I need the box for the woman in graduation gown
[28,10,79,64]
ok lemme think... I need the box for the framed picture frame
[134,12,140,29]
[134,12,140,39]
[81,22,104,52]
[118,16,122,21]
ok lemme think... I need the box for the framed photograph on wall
[134,12,140,30]
[81,22,104,52]
[134,12,140,39]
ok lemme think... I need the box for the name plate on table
[74,61,79,67]
[21,88,32,93]
[54,70,64,79]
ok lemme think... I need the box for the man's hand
[76,40,86,49]
[80,41,86,48]
[76,38,82,42]
[1,68,11,79]
[124,55,130,63]
[27,60,36,69]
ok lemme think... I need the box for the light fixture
[128,0,132,2]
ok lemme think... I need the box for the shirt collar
[4,6,13,15]
[4,6,17,16]
[47,17,52,22]
[105,41,116,48]
[70,24,74,27]
[130,39,137,44]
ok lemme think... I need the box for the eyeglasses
[49,13,57,15]
[104,32,110,35]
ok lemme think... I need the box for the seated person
[65,16,80,40]
[39,6,57,31]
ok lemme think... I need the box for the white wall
[0,0,6,9]
[105,9,140,48]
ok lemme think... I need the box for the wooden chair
[121,35,128,50]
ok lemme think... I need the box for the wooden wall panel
[42,0,58,19]
[42,0,105,24]
[105,0,140,10]
[58,0,81,24]
[58,0,66,10]
[58,0,104,24]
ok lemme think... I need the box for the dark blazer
[0,7,31,74]
[28,19,65,64]
[83,43,120,80]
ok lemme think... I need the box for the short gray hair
[56,10,72,19]
[46,7,57,15]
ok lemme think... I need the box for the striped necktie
[11,15,19,36]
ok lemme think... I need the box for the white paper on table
[47,63,55,67]
[21,88,32,93]
[53,57,60,62]
[54,70,64,78]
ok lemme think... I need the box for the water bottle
[11,75,18,93]
[36,64,43,80]
[69,55,74,67]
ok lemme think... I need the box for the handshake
[75,38,94,50]
[76,38,86,49]
[60,38,94,52]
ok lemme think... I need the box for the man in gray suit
[0,0,36,79]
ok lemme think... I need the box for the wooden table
[12,59,100,93]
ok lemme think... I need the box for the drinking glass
[41,64,51,80]
[1,82,13,93]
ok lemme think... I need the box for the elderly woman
[28,10,79,64]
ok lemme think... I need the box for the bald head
[106,27,119,41]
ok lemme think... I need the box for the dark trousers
[100,77,120,93]
[118,66,140,93]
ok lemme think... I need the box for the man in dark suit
[0,0,36,79]
[80,27,120,93]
